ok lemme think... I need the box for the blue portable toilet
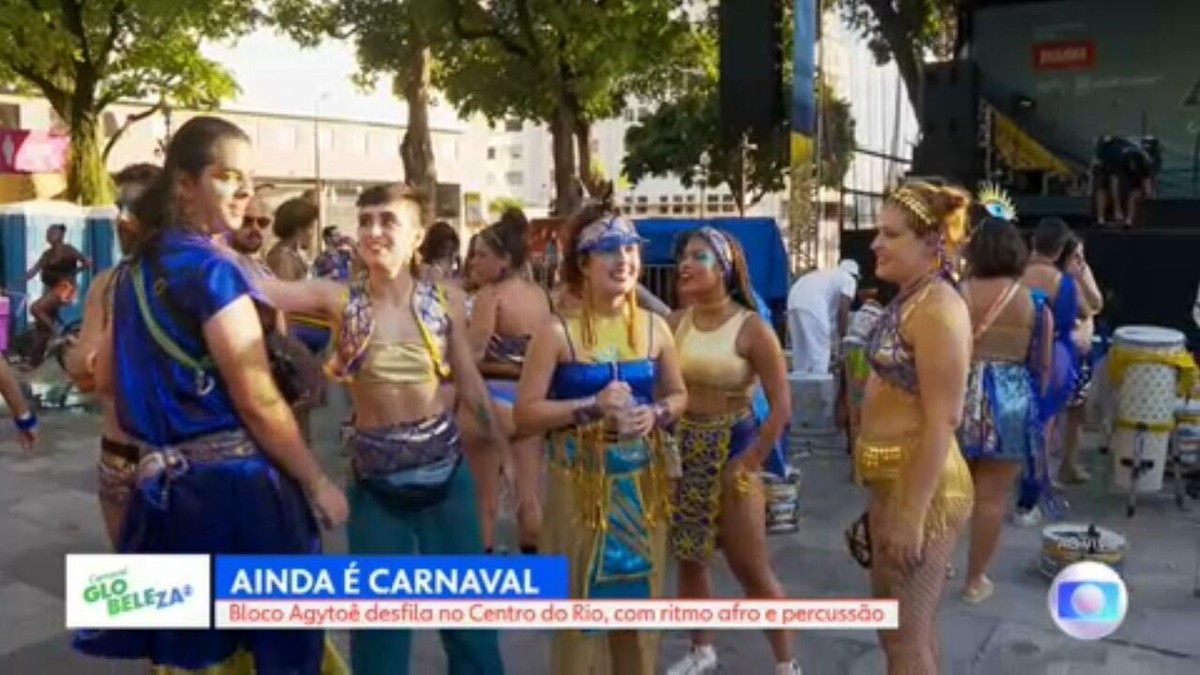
[86,205,120,271]
[0,200,92,334]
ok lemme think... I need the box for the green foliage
[434,0,696,125]
[0,0,249,204]
[622,17,856,213]
[487,195,524,215]
[826,0,958,112]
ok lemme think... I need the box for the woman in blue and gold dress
[73,116,349,674]
[850,180,975,674]
[514,197,687,675]
[956,194,1056,604]
[665,227,800,675]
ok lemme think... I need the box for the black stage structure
[840,0,1200,347]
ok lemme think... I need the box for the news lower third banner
[66,555,899,630]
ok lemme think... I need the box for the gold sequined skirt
[855,433,974,541]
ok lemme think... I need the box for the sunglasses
[243,216,272,229]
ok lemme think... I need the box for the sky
[200,28,469,131]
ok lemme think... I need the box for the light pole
[699,150,711,220]
[313,92,331,230]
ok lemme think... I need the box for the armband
[14,412,37,433]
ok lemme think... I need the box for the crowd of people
[0,113,1122,675]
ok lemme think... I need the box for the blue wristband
[14,413,37,432]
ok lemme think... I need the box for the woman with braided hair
[847,180,975,674]
[514,195,687,674]
[664,227,799,675]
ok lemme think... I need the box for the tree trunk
[398,44,438,225]
[66,112,113,205]
[550,106,580,217]
[575,120,601,197]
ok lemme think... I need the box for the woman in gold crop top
[665,228,799,675]
[258,183,505,675]
[853,181,974,674]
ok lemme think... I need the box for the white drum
[1108,326,1187,493]
[788,372,836,429]
[1174,403,1200,467]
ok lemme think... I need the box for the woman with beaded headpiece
[845,179,975,673]
[663,227,800,675]
[955,185,1058,604]
[514,195,687,674]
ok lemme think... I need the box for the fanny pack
[360,453,463,512]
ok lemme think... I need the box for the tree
[826,0,958,115]
[0,1,247,205]
[437,0,695,215]
[623,59,855,215]
[269,0,444,223]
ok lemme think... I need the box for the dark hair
[1056,234,1081,269]
[1031,217,1072,257]
[560,191,621,295]
[131,116,251,255]
[356,182,425,211]
[672,229,758,312]
[322,225,339,241]
[480,214,531,269]
[497,206,529,232]
[273,197,319,240]
[463,234,481,293]
[964,217,1028,279]
[114,163,162,187]
[419,221,460,264]
[49,223,66,235]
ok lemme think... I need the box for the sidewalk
[1,396,1199,673]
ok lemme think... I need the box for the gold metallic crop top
[355,341,438,385]
[676,308,755,397]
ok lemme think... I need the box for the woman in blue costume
[514,195,687,675]
[1015,217,1085,525]
[259,183,505,675]
[467,219,553,554]
[664,227,800,675]
[956,192,1057,604]
[73,116,350,674]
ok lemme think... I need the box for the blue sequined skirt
[959,360,1039,462]
[73,429,326,673]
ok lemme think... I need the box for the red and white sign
[0,129,70,174]
[1032,41,1096,71]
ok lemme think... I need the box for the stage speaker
[719,0,785,150]
[911,61,980,186]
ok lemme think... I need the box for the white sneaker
[666,645,718,675]
[776,661,803,675]
[1013,506,1042,527]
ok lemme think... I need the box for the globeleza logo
[66,554,212,629]
[1047,561,1128,640]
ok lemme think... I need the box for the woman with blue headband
[664,227,798,675]
[515,196,687,674]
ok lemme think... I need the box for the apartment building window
[505,118,522,132]
[506,171,524,186]
[487,147,496,160]
[510,144,523,159]
[623,109,636,123]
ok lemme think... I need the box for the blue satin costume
[73,230,332,673]
[750,290,789,477]
[1017,274,1078,513]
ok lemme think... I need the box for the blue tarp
[633,218,792,306]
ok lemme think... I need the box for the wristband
[572,396,602,426]
[14,412,37,433]
[652,401,675,431]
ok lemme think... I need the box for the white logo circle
[1047,561,1128,640]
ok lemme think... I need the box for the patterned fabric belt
[98,437,140,507]
[350,413,460,479]
[134,429,259,511]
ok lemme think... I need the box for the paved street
[1,374,1199,673]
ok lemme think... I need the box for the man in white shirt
[1193,282,1200,329]
[786,259,860,374]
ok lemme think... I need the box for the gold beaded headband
[887,186,935,230]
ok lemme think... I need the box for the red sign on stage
[0,129,70,174]
[1032,41,1096,71]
